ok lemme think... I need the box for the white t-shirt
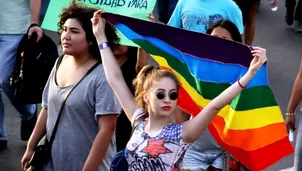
[126,108,189,170]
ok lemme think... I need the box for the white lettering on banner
[78,0,148,9]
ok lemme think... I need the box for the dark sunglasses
[155,91,178,100]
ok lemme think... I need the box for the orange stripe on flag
[209,123,294,171]
[212,116,288,151]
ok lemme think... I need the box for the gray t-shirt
[42,61,121,171]
[0,0,30,34]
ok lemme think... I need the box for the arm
[287,59,302,113]
[136,48,149,73]
[97,35,139,120]
[93,15,139,121]
[22,108,47,170]
[29,0,43,41]
[30,0,41,24]
[83,114,118,171]
[285,59,302,131]
[27,108,47,149]
[182,47,267,143]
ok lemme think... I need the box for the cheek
[148,97,160,109]
[171,99,177,108]
[75,36,90,49]
[60,33,65,42]
[74,35,87,44]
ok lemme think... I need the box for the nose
[62,31,71,41]
[163,94,171,104]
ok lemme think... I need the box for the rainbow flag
[104,13,294,171]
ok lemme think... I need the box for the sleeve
[131,108,145,126]
[170,123,184,142]
[41,78,50,109]
[41,65,56,109]
[94,78,122,121]
[167,0,183,28]
[228,5,244,34]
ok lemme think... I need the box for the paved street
[0,1,302,170]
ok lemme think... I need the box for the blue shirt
[168,0,244,34]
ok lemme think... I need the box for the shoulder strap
[48,60,101,146]
[56,55,64,71]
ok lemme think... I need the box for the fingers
[27,27,43,42]
[93,10,103,18]
[147,13,155,22]
[287,122,296,132]
[22,160,28,171]
[28,29,33,39]
[92,10,105,25]
[251,47,267,63]
[37,29,43,42]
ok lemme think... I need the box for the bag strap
[48,59,101,146]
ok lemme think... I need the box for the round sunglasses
[155,91,178,100]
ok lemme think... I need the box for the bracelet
[28,23,40,30]
[98,42,110,50]
[286,113,296,116]
[237,78,246,89]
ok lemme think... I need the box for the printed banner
[42,0,156,46]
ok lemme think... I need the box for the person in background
[0,0,42,149]
[166,1,244,169]
[181,19,243,171]
[168,0,244,35]
[92,10,267,170]
[157,0,178,24]
[234,0,260,45]
[285,58,302,170]
[285,0,302,32]
[21,3,121,171]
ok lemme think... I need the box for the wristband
[286,113,295,116]
[28,23,40,30]
[98,42,110,50]
[237,78,246,89]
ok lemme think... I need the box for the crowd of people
[0,0,301,171]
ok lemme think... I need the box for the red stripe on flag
[209,118,294,171]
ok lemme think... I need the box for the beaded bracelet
[286,113,295,116]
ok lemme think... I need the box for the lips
[162,106,171,111]
[62,42,72,47]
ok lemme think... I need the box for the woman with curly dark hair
[21,2,122,171]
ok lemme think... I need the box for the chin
[158,111,173,118]
[62,49,74,55]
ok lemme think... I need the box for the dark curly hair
[58,0,120,60]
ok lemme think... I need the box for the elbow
[212,107,220,115]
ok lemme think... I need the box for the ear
[143,91,149,105]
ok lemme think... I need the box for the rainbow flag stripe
[104,13,294,171]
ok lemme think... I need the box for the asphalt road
[0,1,302,170]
